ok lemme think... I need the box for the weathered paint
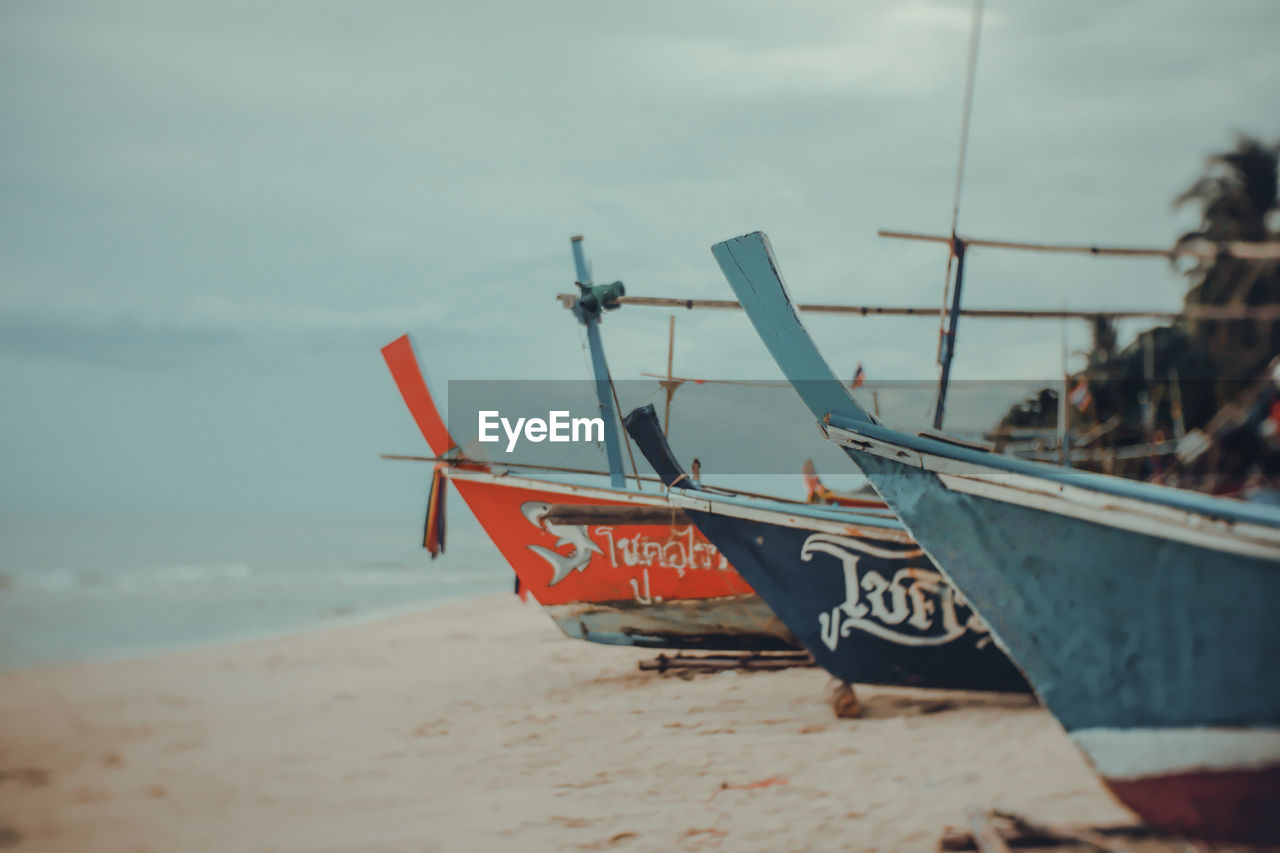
[820,418,1280,561]
[1071,727,1280,779]
[544,594,797,650]
[853,452,1280,728]
[380,333,797,652]
[1104,766,1280,842]
[715,230,1280,842]
[625,404,1028,692]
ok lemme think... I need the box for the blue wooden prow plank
[711,232,873,428]
[713,232,1280,525]
[570,235,626,489]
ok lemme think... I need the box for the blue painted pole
[570,234,592,287]
[933,239,966,431]
[571,236,626,489]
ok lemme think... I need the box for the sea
[0,511,510,670]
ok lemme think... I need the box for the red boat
[381,333,797,650]
[802,459,889,510]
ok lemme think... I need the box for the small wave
[321,568,504,588]
[0,562,509,593]
[355,560,413,571]
[1,562,255,591]
[147,562,254,584]
[4,567,83,591]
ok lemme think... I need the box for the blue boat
[713,231,1280,843]
[622,403,1029,693]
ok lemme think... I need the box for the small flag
[802,460,824,503]
[1263,399,1280,445]
[423,465,448,559]
[1068,378,1092,411]
[852,363,866,388]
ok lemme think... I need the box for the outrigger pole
[555,294,1280,322]
[879,229,1280,261]
[883,227,1280,430]
[382,453,663,486]
[379,454,845,508]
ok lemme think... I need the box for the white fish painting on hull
[520,501,603,586]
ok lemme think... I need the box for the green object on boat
[577,280,625,316]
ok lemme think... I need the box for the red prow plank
[802,459,887,509]
[381,334,458,457]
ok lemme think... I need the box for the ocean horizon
[0,510,510,669]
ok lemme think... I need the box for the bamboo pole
[878,229,1280,261]
[380,455,823,506]
[663,315,676,436]
[556,294,1280,321]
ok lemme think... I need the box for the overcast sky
[2,0,1278,519]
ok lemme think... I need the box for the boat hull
[622,403,1026,690]
[711,229,1280,841]
[851,449,1280,841]
[448,470,800,651]
[672,505,1030,690]
[543,594,795,650]
[380,332,797,652]
[1104,764,1280,842]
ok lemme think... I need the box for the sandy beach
[0,593,1136,852]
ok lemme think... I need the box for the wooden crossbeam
[879,229,1280,261]
[557,293,1280,321]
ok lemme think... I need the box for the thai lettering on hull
[802,533,992,650]
[520,502,725,603]
[595,525,727,576]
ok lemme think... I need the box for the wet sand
[0,593,1136,852]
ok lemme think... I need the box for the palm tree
[1174,135,1280,397]
[995,135,1279,473]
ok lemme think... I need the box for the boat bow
[712,229,1280,843]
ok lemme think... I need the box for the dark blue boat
[714,230,1280,843]
[622,403,1030,693]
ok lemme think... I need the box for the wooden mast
[662,315,678,436]
[933,0,987,431]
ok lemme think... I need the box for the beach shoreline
[0,593,1136,852]
[0,588,502,675]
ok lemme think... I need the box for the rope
[549,320,609,471]
[608,370,646,491]
[575,321,594,382]
[950,0,985,240]
[382,455,838,506]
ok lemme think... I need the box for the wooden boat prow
[624,403,1030,693]
[713,230,1280,843]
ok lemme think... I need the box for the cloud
[0,293,491,369]
[0,0,1277,514]
[635,3,1002,101]
[0,313,238,369]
